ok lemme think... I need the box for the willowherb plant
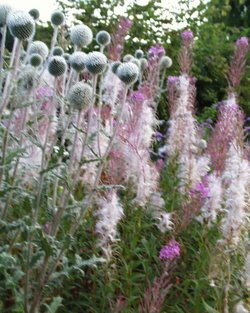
[0,4,249,313]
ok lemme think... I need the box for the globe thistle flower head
[63,53,70,64]
[70,24,93,47]
[135,49,144,59]
[96,30,111,46]
[160,56,173,69]
[116,62,139,85]
[111,61,121,74]
[131,57,141,69]
[51,10,65,26]
[85,51,107,75]
[7,10,35,40]
[52,46,64,56]
[123,54,133,62]
[0,4,12,26]
[69,51,86,72]
[68,82,92,110]
[18,65,38,91]
[140,58,148,71]
[48,56,67,77]
[29,53,43,67]
[29,8,40,21]
[28,41,49,59]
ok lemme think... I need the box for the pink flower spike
[159,239,181,260]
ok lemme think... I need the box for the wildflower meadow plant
[0,3,249,313]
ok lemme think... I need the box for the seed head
[0,4,12,26]
[48,56,67,77]
[140,58,148,71]
[96,30,111,46]
[160,56,172,69]
[28,41,49,59]
[52,46,64,56]
[68,82,92,110]
[135,49,144,59]
[51,10,65,26]
[70,24,93,47]
[123,54,133,62]
[29,8,40,21]
[85,51,107,75]
[111,61,121,74]
[69,51,86,72]
[116,62,139,85]
[18,65,38,91]
[29,53,43,67]
[63,53,70,64]
[7,10,35,40]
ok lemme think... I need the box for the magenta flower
[130,91,145,102]
[236,36,249,48]
[168,76,179,84]
[181,30,193,41]
[159,239,180,260]
[148,44,165,59]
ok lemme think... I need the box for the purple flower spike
[236,36,249,48]
[148,44,165,59]
[159,239,180,260]
[181,30,193,41]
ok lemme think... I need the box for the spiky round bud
[68,82,92,110]
[7,10,35,40]
[140,58,148,71]
[29,53,43,67]
[85,52,107,75]
[160,56,172,69]
[111,61,121,74]
[51,10,64,26]
[48,56,67,77]
[63,53,70,64]
[70,24,93,47]
[96,30,111,46]
[131,58,140,69]
[18,65,37,91]
[123,54,133,62]
[135,49,144,59]
[29,8,40,21]
[52,46,64,56]
[28,41,49,59]
[69,51,86,72]
[116,62,139,85]
[0,4,12,26]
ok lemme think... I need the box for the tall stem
[0,25,7,94]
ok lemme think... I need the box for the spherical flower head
[131,58,141,69]
[29,8,40,21]
[18,65,38,91]
[111,61,121,74]
[29,53,43,67]
[236,36,249,49]
[116,62,139,85]
[68,82,92,110]
[48,56,67,77]
[96,30,111,46]
[51,10,64,26]
[28,41,49,59]
[52,46,64,56]
[69,51,86,72]
[159,239,180,260]
[140,58,148,71]
[148,44,165,59]
[63,53,70,64]
[85,51,107,75]
[135,49,144,59]
[123,54,133,62]
[7,10,35,40]
[70,24,93,47]
[160,56,172,69]
[0,4,12,26]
